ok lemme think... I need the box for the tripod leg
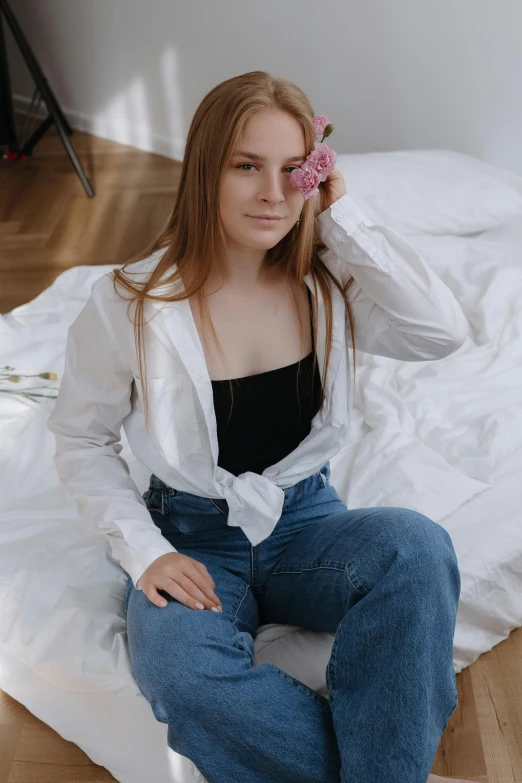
[17,114,52,156]
[1,0,95,197]
[0,1,73,134]
[0,10,18,150]
[50,113,95,197]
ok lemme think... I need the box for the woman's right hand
[138,552,223,612]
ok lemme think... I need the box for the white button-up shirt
[47,193,468,590]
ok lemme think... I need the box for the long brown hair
[110,71,357,435]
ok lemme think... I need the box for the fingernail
[211,606,220,613]
[195,602,205,610]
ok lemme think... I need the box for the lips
[249,216,283,227]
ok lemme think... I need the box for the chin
[248,239,280,251]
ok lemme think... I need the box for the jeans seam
[346,563,367,594]
[269,562,367,596]
[271,562,344,576]
[232,582,250,629]
[272,665,331,713]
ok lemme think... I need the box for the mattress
[1,211,521,783]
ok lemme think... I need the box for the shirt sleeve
[47,276,178,590]
[315,193,469,361]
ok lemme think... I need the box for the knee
[393,508,460,584]
[130,606,240,714]
[129,602,201,699]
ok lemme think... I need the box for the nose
[258,170,286,204]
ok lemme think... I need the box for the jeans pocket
[163,492,229,535]
[209,497,228,514]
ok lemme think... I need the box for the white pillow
[475,214,522,245]
[334,149,522,236]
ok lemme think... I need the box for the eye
[235,164,299,173]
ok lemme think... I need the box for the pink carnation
[313,115,330,136]
[307,141,337,182]
[289,164,322,200]
[289,141,337,200]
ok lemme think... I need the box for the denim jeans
[125,461,461,783]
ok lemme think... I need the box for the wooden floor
[1,119,521,782]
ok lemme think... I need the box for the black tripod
[0,0,94,197]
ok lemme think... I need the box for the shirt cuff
[121,539,179,590]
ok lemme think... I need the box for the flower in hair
[290,115,337,200]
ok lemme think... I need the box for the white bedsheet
[1,218,521,783]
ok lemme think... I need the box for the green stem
[0,373,40,378]
[0,389,57,399]
[3,385,55,391]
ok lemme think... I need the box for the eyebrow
[232,150,306,162]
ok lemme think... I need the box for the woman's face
[219,109,307,253]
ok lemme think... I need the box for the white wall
[5,0,522,176]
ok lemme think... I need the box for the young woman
[48,72,474,783]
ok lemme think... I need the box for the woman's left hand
[312,169,347,218]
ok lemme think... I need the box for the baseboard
[13,92,184,162]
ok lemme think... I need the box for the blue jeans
[125,461,461,783]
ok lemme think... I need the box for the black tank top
[210,287,323,477]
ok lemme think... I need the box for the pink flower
[313,115,330,136]
[289,146,337,200]
[307,141,337,182]
[289,165,322,200]
[290,115,337,199]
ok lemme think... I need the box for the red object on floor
[2,152,29,160]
